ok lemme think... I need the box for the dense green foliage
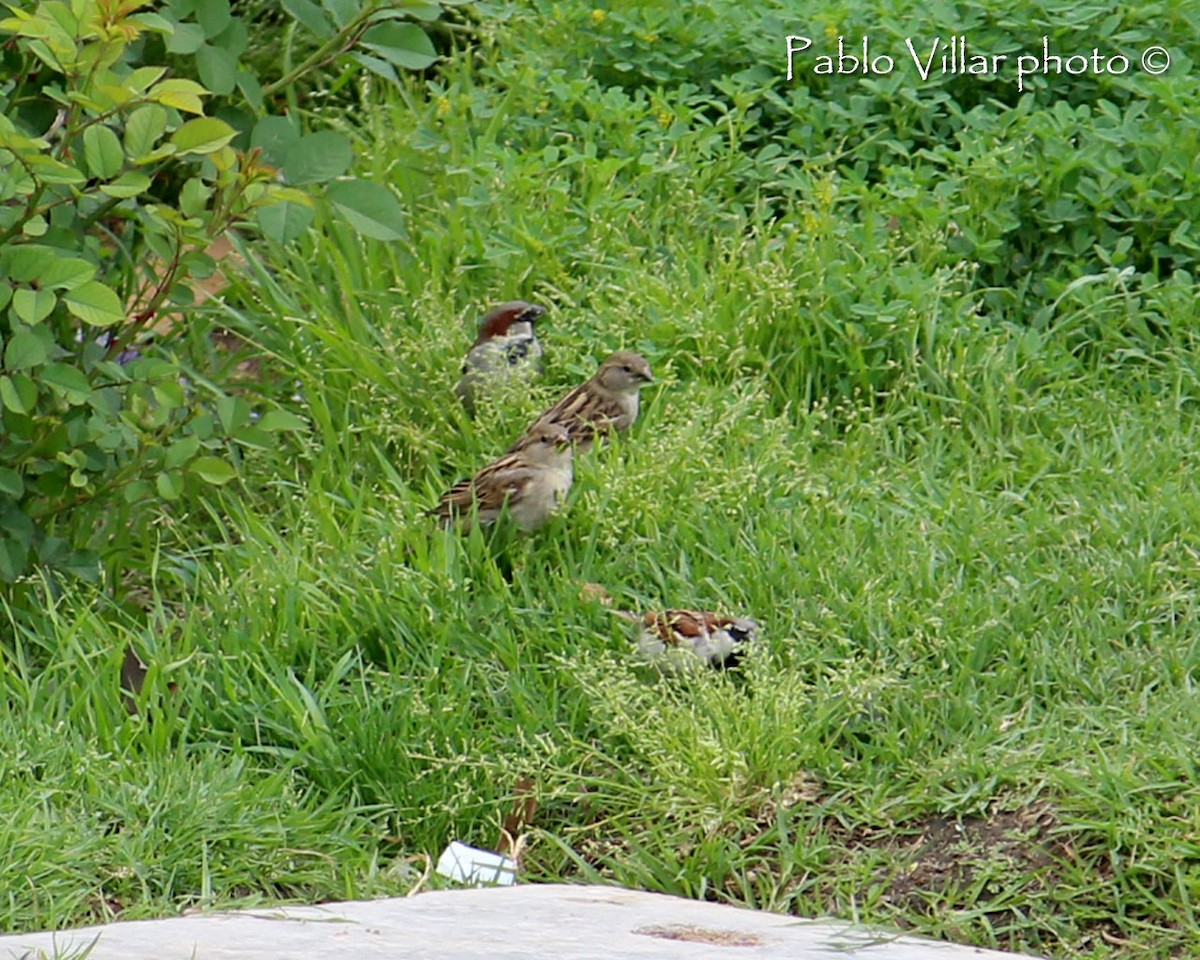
[0,0,437,589]
[3,1,1200,957]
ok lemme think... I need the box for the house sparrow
[455,301,546,415]
[616,608,760,673]
[431,422,573,531]
[510,350,654,452]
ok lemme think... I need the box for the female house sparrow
[616,608,760,673]
[511,350,654,452]
[455,301,547,415]
[431,422,573,531]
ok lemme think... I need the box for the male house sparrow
[511,350,654,452]
[455,301,546,415]
[619,609,761,673]
[431,422,573,531]
[579,585,759,674]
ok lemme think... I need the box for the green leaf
[265,185,313,205]
[0,538,29,583]
[327,179,406,240]
[164,434,201,469]
[24,154,85,184]
[235,70,263,112]
[12,287,57,324]
[257,199,315,243]
[83,123,124,178]
[350,51,398,85]
[132,144,178,166]
[258,409,309,432]
[180,177,212,217]
[360,22,439,70]
[99,170,152,198]
[153,380,186,409]
[21,214,48,237]
[191,410,215,441]
[128,12,174,34]
[124,105,168,159]
[126,66,168,92]
[123,480,153,504]
[180,248,217,280]
[369,3,442,22]
[250,115,299,167]
[156,470,185,500]
[165,20,205,53]
[61,547,101,581]
[281,0,332,37]
[0,374,38,414]
[84,88,127,114]
[282,130,352,185]
[133,143,178,166]
[4,329,48,369]
[171,117,237,155]
[232,425,272,449]
[213,16,249,57]
[40,364,91,400]
[0,468,23,498]
[319,0,356,27]
[216,394,250,433]
[149,78,208,115]
[40,257,96,290]
[39,363,92,403]
[63,281,125,327]
[56,449,86,470]
[196,42,238,95]
[189,455,237,484]
[195,0,232,37]
[37,536,68,570]
[0,503,34,547]
[4,245,55,282]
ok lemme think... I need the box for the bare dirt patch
[633,924,765,947]
[862,802,1067,911]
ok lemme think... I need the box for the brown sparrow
[455,301,546,415]
[510,350,653,452]
[579,584,758,673]
[616,608,760,673]
[431,422,573,531]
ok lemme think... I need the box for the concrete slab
[0,884,1040,959]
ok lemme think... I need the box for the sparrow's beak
[640,369,656,384]
[522,305,548,325]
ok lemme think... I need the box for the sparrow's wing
[431,476,477,521]
[434,452,541,518]
[656,610,712,647]
[469,463,539,513]
[512,384,622,451]
[552,386,624,441]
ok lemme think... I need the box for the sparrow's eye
[622,365,632,373]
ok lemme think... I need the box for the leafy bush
[0,0,447,592]
[522,0,1200,372]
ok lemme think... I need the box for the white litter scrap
[435,841,517,887]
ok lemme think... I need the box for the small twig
[403,853,433,897]
[261,8,374,98]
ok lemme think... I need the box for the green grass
[4,1,1200,957]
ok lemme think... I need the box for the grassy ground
[4,2,1200,957]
